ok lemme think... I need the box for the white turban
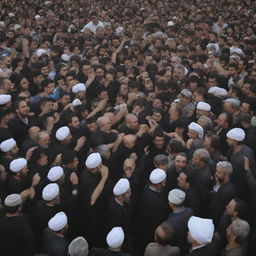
[72,83,86,94]
[9,158,27,173]
[56,126,70,141]
[0,138,16,152]
[113,178,130,196]
[42,183,59,201]
[85,153,102,169]
[48,212,68,232]
[149,168,166,184]
[0,94,11,105]
[227,128,245,142]
[4,194,22,207]
[72,99,82,107]
[197,102,211,112]
[208,87,228,98]
[188,216,214,245]
[188,122,204,139]
[106,227,124,248]
[168,189,186,204]
[47,166,64,182]
[36,48,47,57]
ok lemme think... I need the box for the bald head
[123,135,137,148]
[125,114,139,130]
[97,116,111,133]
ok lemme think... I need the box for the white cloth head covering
[0,94,11,105]
[181,89,192,98]
[68,236,89,256]
[149,168,166,184]
[48,212,68,232]
[168,189,186,204]
[223,98,240,107]
[42,183,59,201]
[4,194,22,207]
[0,138,16,152]
[113,178,130,196]
[197,102,211,111]
[188,122,204,139]
[36,48,47,57]
[72,83,86,94]
[208,87,228,97]
[47,166,64,182]
[167,20,174,26]
[56,126,70,141]
[227,128,245,142]
[188,216,214,245]
[106,227,125,248]
[85,153,102,169]
[61,54,70,62]
[9,158,27,173]
[72,99,82,107]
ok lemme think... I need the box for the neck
[226,240,240,250]
[233,144,242,153]
[6,212,19,217]
[109,247,121,251]
[17,113,27,121]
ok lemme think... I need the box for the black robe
[0,215,35,256]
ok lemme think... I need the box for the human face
[177,172,188,189]
[39,133,50,148]
[215,166,225,184]
[153,136,165,149]
[217,113,227,128]
[152,112,162,123]
[45,83,55,95]
[175,155,187,171]
[226,199,237,216]
[41,66,49,77]
[61,95,70,105]
[20,78,29,90]
[124,160,135,178]
[60,66,68,76]
[187,129,198,139]
[71,116,80,129]
[10,144,19,156]
[192,153,201,167]
[82,64,92,75]
[127,116,138,130]
[203,136,212,151]
[2,79,13,93]
[17,101,29,118]
[120,84,129,96]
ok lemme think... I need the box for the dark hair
[5,205,20,214]
[155,222,174,246]
[168,139,185,154]
[62,150,77,165]
[234,198,248,220]
[205,133,220,150]
[41,79,54,89]
[181,170,194,185]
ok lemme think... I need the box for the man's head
[125,113,139,131]
[14,100,29,118]
[0,78,14,93]
[68,114,80,129]
[168,189,186,210]
[97,116,112,133]
[154,154,168,171]
[123,135,137,149]
[174,153,187,171]
[226,219,250,245]
[154,222,174,246]
[192,149,210,168]
[215,161,232,184]
[178,171,194,190]
[68,236,89,256]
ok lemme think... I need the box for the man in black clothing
[79,152,113,247]
[90,227,133,256]
[91,116,118,148]
[177,170,201,216]
[226,128,256,203]
[0,193,36,256]
[43,211,69,256]
[208,161,236,226]
[187,216,218,256]
[167,189,193,255]
[8,100,36,147]
[191,148,212,216]
[136,168,169,253]
[107,178,131,236]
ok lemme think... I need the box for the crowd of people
[0,0,256,255]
